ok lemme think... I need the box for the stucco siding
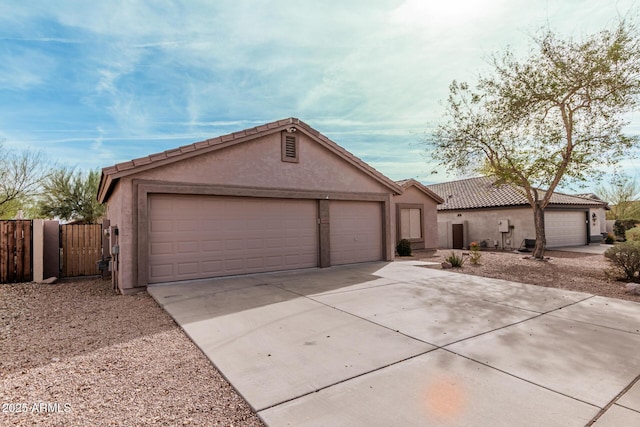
[437,208,536,250]
[394,186,439,250]
[438,207,602,250]
[133,133,390,194]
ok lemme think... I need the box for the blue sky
[1,0,638,191]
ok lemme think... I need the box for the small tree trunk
[532,201,546,259]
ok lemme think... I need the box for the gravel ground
[0,278,264,427]
[415,248,640,303]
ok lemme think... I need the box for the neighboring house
[426,176,608,250]
[97,118,442,294]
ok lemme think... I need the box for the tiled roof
[426,176,607,210]
[98,117,403,202]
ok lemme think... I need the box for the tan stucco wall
[137,133,390,194]
[438,206,605,250]
[105,131,405,292]
[437,207,536,250]
[394,186,440,250]
[103,180,138,293]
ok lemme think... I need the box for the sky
[1,0,639,192]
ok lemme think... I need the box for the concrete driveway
[148,261,640,426]
[552,244,612,255]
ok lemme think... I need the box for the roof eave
[397,179,445,204]
[96,117,404,200]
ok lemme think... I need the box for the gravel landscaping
[2,248,637,426]
[1,278,264,427]
[416,248,640,303]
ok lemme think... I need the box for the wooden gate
[0,220,32,283]
[60,224,102,277]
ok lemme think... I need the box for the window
[400,207,422,240]
[281,132,298,163]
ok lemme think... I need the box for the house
[97,118,442,294]
[425,176,608,250]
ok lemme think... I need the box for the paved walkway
[551,244,612,255]
[148,261,640,426]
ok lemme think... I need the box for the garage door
[148,195,318,283]
[329,201,382,265]
[544,211,587,248]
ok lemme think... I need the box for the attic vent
[281,133,299,163]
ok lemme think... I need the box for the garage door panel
[544,211,587,248]
[225,239,244,251]
[202,240,223,252]
[330,201,382,265]
[202,260,222,273]
[150,264,173,281]
[177,241,198,254]
[148,195,318,283]
[177,262,198,275]
[247,257,264,269]
[150,220,173,233]
[176,219,198,231]
[150,241,173,255]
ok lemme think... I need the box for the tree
[428,18,640,259]
[0,144,48,218]
[37,168,105,223]
[596,173,640,220]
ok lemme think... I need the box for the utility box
[498,219,510,233]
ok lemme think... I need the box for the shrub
[445,252,465,267]
[604,242,640,282]
[396,239,412,256]
[469,241,481,265]
[626,227,640,242]
[605,233,615,244]
[614,219,639,239]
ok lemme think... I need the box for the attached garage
[98,118,443,294]
[147,195,319,283]
[544,210,587,248]
[329,201,382,265]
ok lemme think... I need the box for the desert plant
[626,227,640,242]
[469,241,481,265]
[604,242,640,282]
[396,239,412,256]
[445,252,465,267]
[605,233,615,244]
[613,219,639,239]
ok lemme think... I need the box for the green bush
[445,252,465,267]
[605,233,615,244]
[626,227,640,242]
[396,239,412,256]
[614,219,639,239]
[604,242,640,282]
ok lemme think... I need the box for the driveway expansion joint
[444,348,601,410]
[256,347,438,413]
[586,373,640,426]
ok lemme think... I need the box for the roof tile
[426,176,606,210]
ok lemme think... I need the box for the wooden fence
[0,220,32,283]
[60,224,102,278]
